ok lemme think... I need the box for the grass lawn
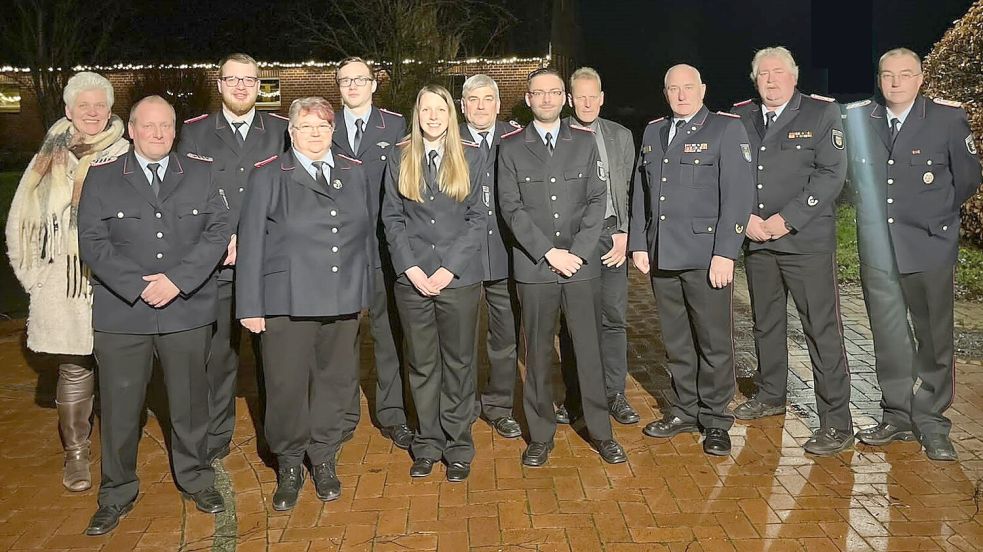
[836,203,983,301]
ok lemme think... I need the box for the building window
[0,83,20,113]
[256,78,281,109]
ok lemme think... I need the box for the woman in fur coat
[4,72,130,491]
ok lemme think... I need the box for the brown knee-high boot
[56,362,95,491]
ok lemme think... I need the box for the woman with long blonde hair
[381,85,486,482]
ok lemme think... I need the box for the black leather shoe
[803,427,854,456]
[703,428,732,456]
[608,394,640,425]
[490,416,522,439]
[554,405,571,425]
[591,439,628,464]
[410,458,436,477]
[733,398,786,420]
[920,433,957,461]
[446,461,471,482]
[642,416,700,438]
[183,486,225,514]
[207,443,231,464]
[382,424,414,449]
[522,441,554,467]
[311,461,341,501]
[856,422,915,446]
[272,465,305,511]
[85,501,134,536]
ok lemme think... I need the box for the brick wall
[0,58,545,165]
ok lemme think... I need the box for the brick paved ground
[1,268,982,551]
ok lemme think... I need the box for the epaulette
[733,98,753,107]
[462,139,479,148]
[846,99,871,110]
[648,117,666,125]
[933,98,963,108]
[379,108,404,118]
[268,112,289,121]
[337,153,362,165]
[716,111,740,119]
[183,113,209,124]
[186,152,213,162]
[395,139,411,147]
[254,154,278,168]
[501,127,523,139]
[810,93,835,103]
[90,156,120,167]
[508,120,521,129]
[570,123,595,133]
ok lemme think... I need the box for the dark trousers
[206,279,238,456]
[394,283,480,463]
[518,279,612,443]
[745,250,852,431]
[860,263,915,429]
[559,230,629,409]
[261,315,360,467]
[650,268,735,430]
[93,326,214,507]
[476,278,521,421]
[346,268,406,431]
[898,266,956,436]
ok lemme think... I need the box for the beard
[225,97,256,116]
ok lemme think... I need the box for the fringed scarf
[15,115,126,298]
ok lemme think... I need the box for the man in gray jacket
[558,67,639,425]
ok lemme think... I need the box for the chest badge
[683,143,709,153]
[377,142,390,149]
[923,172,935,185]
[482,185,491,207]
[740,143,752,162]
[642,145,652,154]
[787,131,814,139]
[807,195,819,207]
[597,160,608,181]
[735,223,745,234]
[332,179,343,189]
[218,189,230,210]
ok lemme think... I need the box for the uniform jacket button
[116,211,124,218]
[156,253,163,259]
[192,209,199,215]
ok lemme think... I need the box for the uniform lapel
[332,112,355,157]
[213,113,242,154]
[240,112,267,158]
[522,123,550,165]
[659,121,670,152]
[869,102,894,153]
[286,150,331,198]
[156,152,185,203]
[357,107,385,157]
[764,90,801,141]
[667,106,710,153]
[750,102,766,139]
[121,151,160,206]
[890,95,927,155]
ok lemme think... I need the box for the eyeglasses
[337,76,374,88]
[572,95,601,103]
[879,71,921,82]
[528,89,564,98]
[293,123,333,135]
[219,76,259,87]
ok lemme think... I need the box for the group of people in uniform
[5,44,980,537]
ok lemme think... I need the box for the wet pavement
[1,268,982,551]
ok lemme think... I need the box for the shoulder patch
[809,93,835,103]
[733,98,753,107]
[509,120,522,129]
[846,99,871,110]
[462,139,479,148]
[570,123,595,133]
[186,152,213,162]
[379,108,404,118]
[90,156,121,167]
[336,153,363,165]
[933,98,963,108]
[648,117,666,125]
[183,113,209,124]
[254,154,278,168]
[716,111,741,119]
[268,112,289,121]
[501,128,523,139]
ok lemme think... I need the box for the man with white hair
[459,74,523,439]
[731,46,853,456]
[630,64,754,456]
[845,48,981,461]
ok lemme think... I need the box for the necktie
[669,119,686,145]
[889,118,901,142]
[427,150,439,183]
[545,132,554,155]
[765,111,777,130]
[147,162,162,197]
[311,160,330,190]
[353,118,365,153]
[231,121,246,147]
[478,131,490,163]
